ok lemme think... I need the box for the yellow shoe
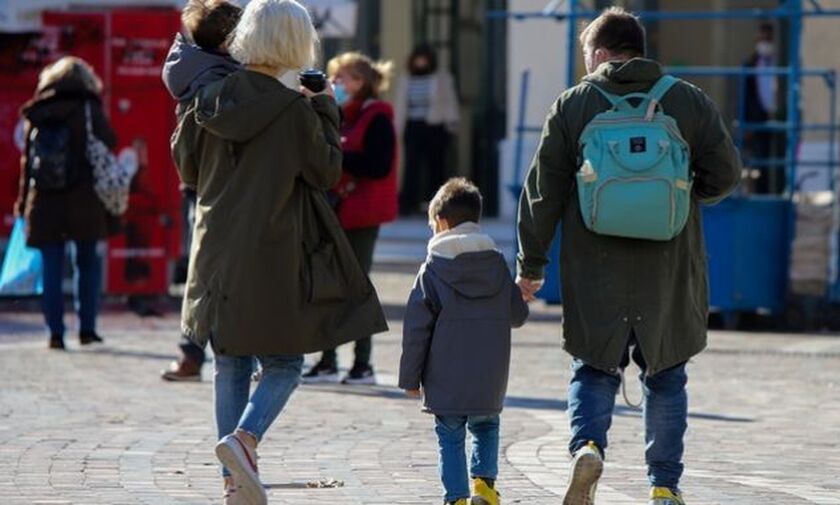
[563,441,603,505]
[649,487,686,505]
[471,477,500,505]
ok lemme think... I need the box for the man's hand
[516,276,544,303]
[405,389,422,398]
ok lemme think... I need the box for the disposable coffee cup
[298,69,327,93]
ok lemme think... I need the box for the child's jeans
[435,414,500,502]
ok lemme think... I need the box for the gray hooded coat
[161,34,240,111]
[399,223,529,416]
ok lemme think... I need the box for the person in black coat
[16,56,118,350]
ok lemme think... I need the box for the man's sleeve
[516,98,576,281]
[691,93,742,204]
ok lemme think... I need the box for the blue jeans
[38,241,101,337]
[435,415,500,502]
[568,343,688,491]
[214,353,303,477]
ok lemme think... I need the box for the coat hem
[563,337,707,376]
[421,407,503,417]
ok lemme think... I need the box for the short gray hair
[230,0,318,70]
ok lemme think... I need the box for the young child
[162,0,241,116]
[399,178,529,505]
[159,0,241,383]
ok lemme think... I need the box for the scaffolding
[492,0,840,325]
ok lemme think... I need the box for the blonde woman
[15,56,117,350]
[302,51,398,385]
[171,1,386,503]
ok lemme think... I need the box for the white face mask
[756,41,775,57]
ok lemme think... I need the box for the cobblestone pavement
[1,267,840,504]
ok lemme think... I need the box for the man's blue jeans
[435,415,500,502]
[567,343,688,491]
[214,353,303,477]
[39,241,101,337]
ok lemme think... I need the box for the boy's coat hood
[426,222,508,299]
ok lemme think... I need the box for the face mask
[333,82,349,105]
[756,41,774,57]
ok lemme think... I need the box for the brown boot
[161,358,202,382]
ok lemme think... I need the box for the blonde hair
[37,56,103,95]
[327,52,393,99]
[230,0,318,71]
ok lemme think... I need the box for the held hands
[516,276,544,303]
[405,389,422,399]
[300,82,336,100]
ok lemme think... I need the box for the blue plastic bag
[0,218,43,296]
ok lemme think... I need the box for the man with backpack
[516,7,740,505]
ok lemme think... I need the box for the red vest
[335,100,399,230]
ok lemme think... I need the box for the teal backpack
[576,75,691,241]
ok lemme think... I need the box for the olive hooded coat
[172,69,388,356]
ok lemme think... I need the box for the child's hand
[405,389,422,398]
[516,276,543,303]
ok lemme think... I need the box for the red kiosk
[0,5,183,296]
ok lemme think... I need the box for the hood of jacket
[582,57,664,95]
[21,78,100,124]
[162,34,240,103]
[426,222,507,299]
[194,69,302,142]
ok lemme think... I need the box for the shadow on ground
[301,384,754,423]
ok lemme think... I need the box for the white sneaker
[215,434,266,505]
[563,441,603,505]
[222,483,246,505]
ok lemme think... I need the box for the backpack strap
[586,81,660,114]
[644,75,679,120]
[584,82,620,107]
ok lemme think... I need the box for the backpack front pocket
[591,177,675,241]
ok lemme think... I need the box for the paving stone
[1,268,840,503]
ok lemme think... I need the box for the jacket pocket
[304,241,345,303]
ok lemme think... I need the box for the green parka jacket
[172,69,387,356]
[517,59,741,375]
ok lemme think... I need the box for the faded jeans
[214,353,304,477]
[435,415,500,502]
[567,342,688,491]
